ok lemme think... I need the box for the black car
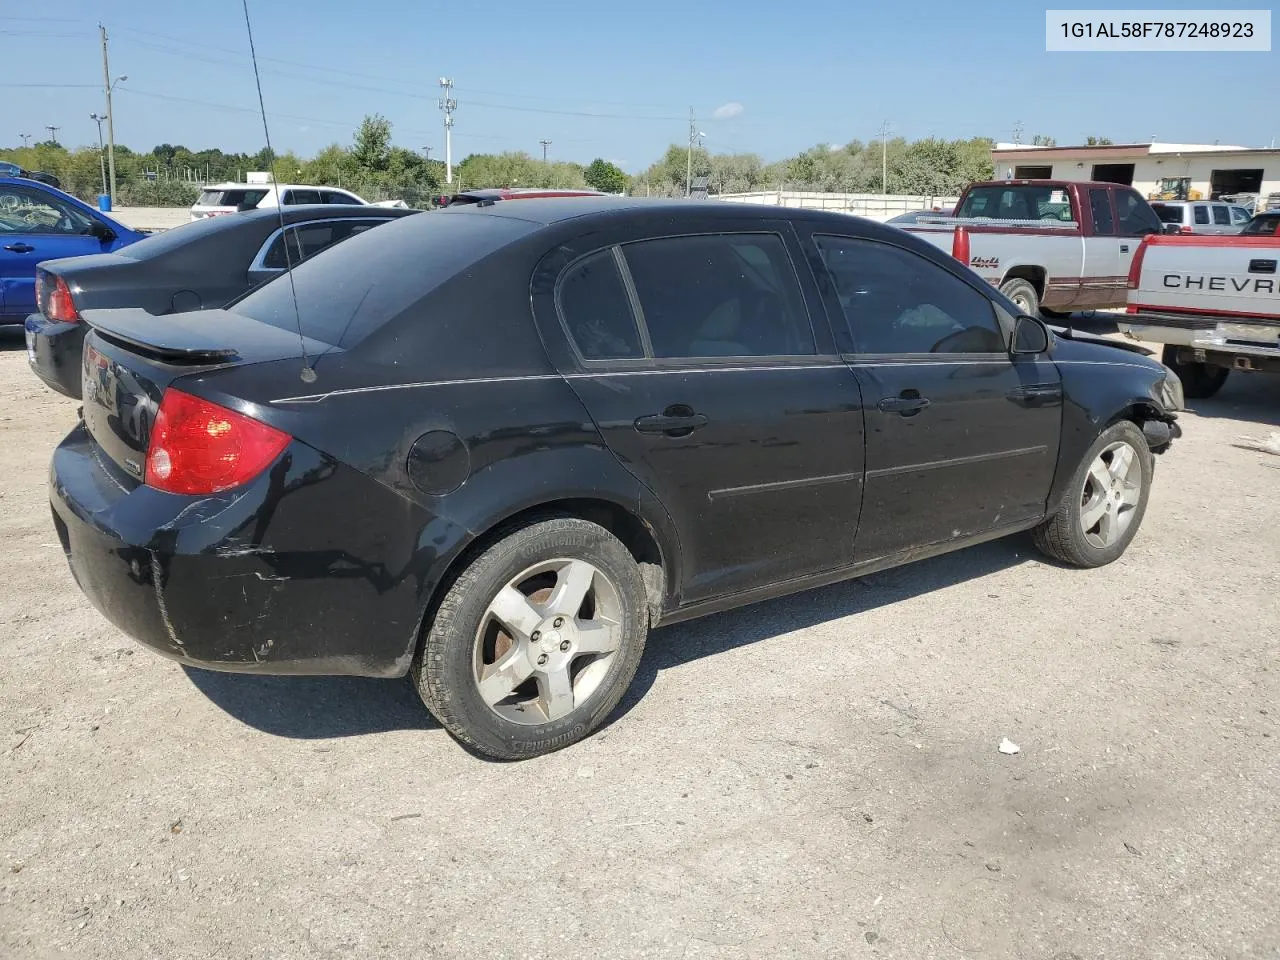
[48,198,1182,759]
[25,205,418,399]
[1241,211,1280,235]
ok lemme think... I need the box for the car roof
[197,183,359,193]
[231,204,417,224]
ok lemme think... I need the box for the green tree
[1085,136,1114,146]
[583,158,627,193]
[1031,134,1057,146]
[352,114,392,174]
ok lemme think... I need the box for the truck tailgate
[1131,236,1280,320]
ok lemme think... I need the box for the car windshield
[230,210,536,347]
[1241,215,1280,236]
[955,185,1076,222]
[197,188,268,208]
[1151,204,1185,224]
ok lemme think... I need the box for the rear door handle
[634,407,708,436]
[877,395,931,416]
[3,243,35,253]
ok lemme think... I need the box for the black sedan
[48,198,1182,759]
[25,204,417,399]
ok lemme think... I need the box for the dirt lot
[1,328,1278,960]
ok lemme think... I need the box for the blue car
[0,177,146,326]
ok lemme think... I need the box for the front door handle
[634,406,708,437]
[877,393,931,416]
[3,243,35,253]
[1007,383,1063,407]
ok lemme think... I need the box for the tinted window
[0,184,92,235]
[1212,205,1231,225]
[1116,190,1163,236]
[1089,189,1115,235]
[261,219,385,270]
[814,235,1006,355]
[1242,215,1280,236]
[556,250,643,360]
[232,211,535,347]
[1151,203,1184,224]
[323,191,362,205]
[196,188,266,208]
[284,189,322,205]
[1193,205,1210,225]
[955,185,1075,222]
[621,233,815,359]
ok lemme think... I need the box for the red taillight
[38,270,80,323]
[952,225,970,266]
[1179,225,1193,234]
[145,389,291,495]
[1127,235,1151,290]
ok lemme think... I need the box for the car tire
[1000,278,1040,316]
[1032,420,1154,569]
[412,517,649,760]
[1161,345,1229,399]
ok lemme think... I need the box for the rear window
[230,210,535,347]
[1242,215,1280,236]
[955,185,1076,222]
[1151,204,1184,224]
[197,189,267,209]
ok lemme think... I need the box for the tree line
[2,113,998,207]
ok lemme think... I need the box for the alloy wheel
[1079,440,1142,549]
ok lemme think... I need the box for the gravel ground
[1,327,1277,960]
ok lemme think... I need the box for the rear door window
[1115,189,1163,236]
[284,189,322,205]
[1089,188,1115,235]
[1212,205,1231,226]
[620,233,815,359]
[813,235,1007,355]
[556,250,644,360]
[1193,205,1210,225]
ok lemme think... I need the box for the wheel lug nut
[531,631,540,642]
[536,653,548,666]
[560,639,571,651]
[553,617,564,628]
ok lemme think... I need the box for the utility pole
[90,114,108,195]
[438,78,456,185]
[19,133,32,148]
[100,24,120,205]
[422,145,432,161]
[45,125,60,145]
[686,107,695,197]
[1013,119,1024,146]
[539,139,551,162]
[878,120,891,194]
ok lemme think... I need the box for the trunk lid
[80,308,335,483]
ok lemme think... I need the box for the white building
[990,142,1280,201]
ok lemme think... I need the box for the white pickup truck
[901,179,1176,317]
[1118,229,1280,397]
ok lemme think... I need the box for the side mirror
[1012,314,1050,355]
[246,267,280,286]
[1162,222,1182,235]
[87,219,116,242]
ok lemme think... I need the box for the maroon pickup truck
[901,179,1174,316]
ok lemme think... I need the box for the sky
[3,0,1278,172]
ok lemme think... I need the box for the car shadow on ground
[0,328,26,351]
[608,534,1032,725]
[182,669,441,739]
[1185,372,1280,429]
[184,535,1033,748]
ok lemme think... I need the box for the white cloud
[712,102,744,120]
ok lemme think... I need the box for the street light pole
[539,139,551,162]
[90,114,108,195]
[19,134,32,148]
[99,24,126,205]
[422,146,432,161]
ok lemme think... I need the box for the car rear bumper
[50,422,439,678]
[25,314,84,399]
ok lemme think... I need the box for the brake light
[38,270,80,323]
[145,389,291,495]
[1127,235,1151,291]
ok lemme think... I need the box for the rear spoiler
[86,308,239,362]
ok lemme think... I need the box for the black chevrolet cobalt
[49,199,1183,759]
